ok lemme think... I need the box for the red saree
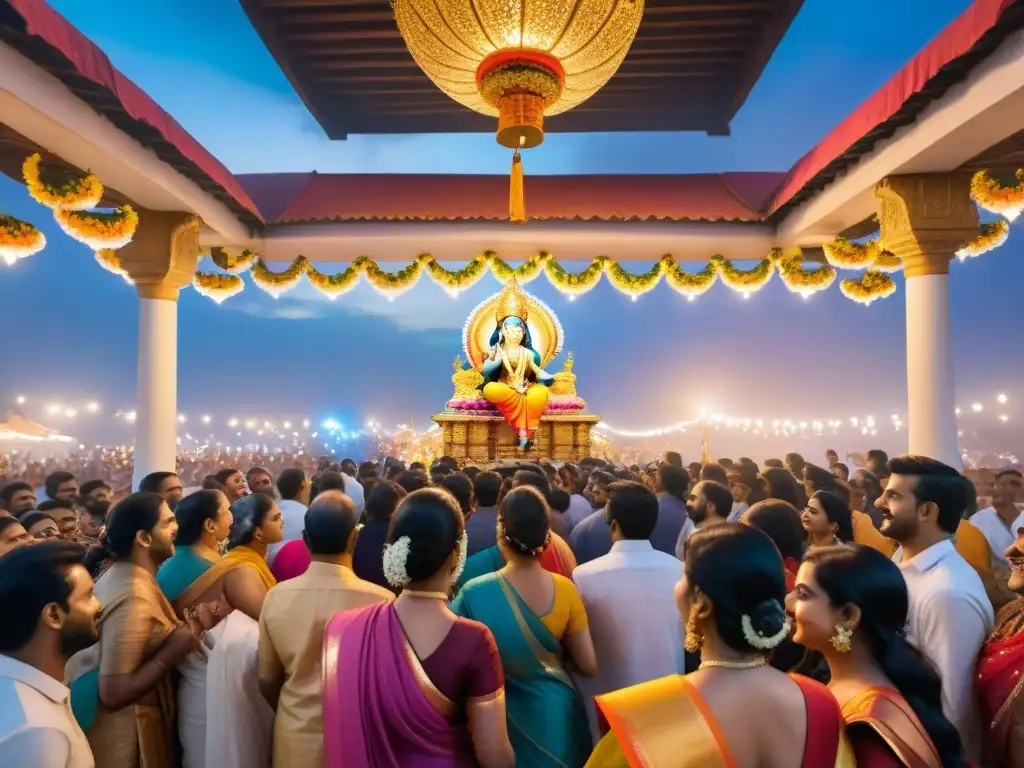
[842,686,942,768]
[977,599,1024,767]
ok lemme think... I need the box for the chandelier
[392,0,645,222]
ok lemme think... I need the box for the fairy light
[998,393,1008,405]
[15,395,26,405]
[972,403,983,412]
[86,402,100,413]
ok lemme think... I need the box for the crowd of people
[0,447,1022,767]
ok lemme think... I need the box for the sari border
[993,671,1024,732]
[842,687,942,768]
[495,572,573,689]
[467,687,505,706]
[171,559,238,615]
[398,627,457,721]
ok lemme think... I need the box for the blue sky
[1,0,1021,456]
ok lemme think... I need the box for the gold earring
[684,606,704,653]
[830,624,853,653]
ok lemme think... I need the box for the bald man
[257,490,393,768]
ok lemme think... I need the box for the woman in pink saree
[323,488,515,768]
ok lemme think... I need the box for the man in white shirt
[573,481,684,741]
[0,540,100,768]
[967,468,1024,567]
[268,468,310,564]
[877,455,994,763]
[340,463,365,517]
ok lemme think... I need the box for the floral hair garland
[740,610,792,651]
[383,532,468,589]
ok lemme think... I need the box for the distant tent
[0,412,72,442]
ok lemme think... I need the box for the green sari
[451,572,591,768]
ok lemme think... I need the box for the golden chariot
[432,285,599,462]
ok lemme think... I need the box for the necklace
[699,657,767,671]
[401,589,450,600]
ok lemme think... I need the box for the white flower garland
[382,536,413,588]
[452,532,469,584]
[740,613,792,650]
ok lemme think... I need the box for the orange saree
[842,686,942,768]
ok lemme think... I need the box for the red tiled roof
[1,0,263,223]
[768,0,1022,216]
[235,172,785,223]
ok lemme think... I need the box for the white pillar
[904,273,960,468]
[133,297,178,490]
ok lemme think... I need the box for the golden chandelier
[392,0,645,222]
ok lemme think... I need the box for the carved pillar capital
[874,174,978,278]
[118,210,202,301]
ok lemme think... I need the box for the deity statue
[479,277,553,448]
[550,352,577,396]
[451,355,484,400]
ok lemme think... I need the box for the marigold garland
[53,205,139,251]
[775,249,837,297]
[840,270,897,305]
[0,214,46,266]
[422,253,489,296]
[193,272,245,303]
[544,257,608,296]
[488,251,549,283]
[23,154,104,211]
[660,256,718,298]
[305,260,363,299]
[821,236,884,269]
[250,256,308,298]
[210,247,258,274]
[605,259,664,298]
[362,258,424,297]
[871,253,902,273]
[712,253,775,295]
[970,169,1024,221]
[93,248,129,280]
[956,219,1010,261]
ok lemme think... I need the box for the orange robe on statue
[482,380,549,437]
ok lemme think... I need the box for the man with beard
[1,482,38,518]
[137,472,184,511]
[0,540,100,766]
[674,480,731,560]
[77,482,112,508]
[878,455,993,763]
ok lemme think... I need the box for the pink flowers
[446,396,586,413]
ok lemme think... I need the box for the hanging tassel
[509,148,526,224]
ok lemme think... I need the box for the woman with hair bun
[791,544,965,767]
[588,524,847,767]
[323,488,514,767]
[453,485,595,767]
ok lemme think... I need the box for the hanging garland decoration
[956,219,1010,261]
[23,153,104,211]
[821,236,886,269]
[210,247,258,274]
[422,253,490,296]
[193,272,245,303]
[488,251,550,283]
[712,253,775,295]
[660,256,719,298]
[544,256,608,296]
[362,258,424,298]
[970,169,1024,221]
[0,214,46,266]
[250,256,308,298]
[53,205,139,251]
[605,259,664,299]
[305,260,363,299]
[774,248,837,297]
[872,253,902,273]
[840,270,897,305]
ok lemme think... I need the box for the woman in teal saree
[452,487,594,767]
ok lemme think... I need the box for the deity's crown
[495,277,528,323]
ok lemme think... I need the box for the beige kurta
[257,562,394,768]
[87,562,180,768]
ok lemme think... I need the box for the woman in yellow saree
[586,525,851,768]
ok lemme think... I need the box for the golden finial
[495,276,529,323]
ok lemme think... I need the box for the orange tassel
[509,149,526,224]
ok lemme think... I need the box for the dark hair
[548,488,571,514]
[38,499,74,514]
[365,480,407,525]
[664,451,683,468]
[699,480,733,520]
[995,468,1024,482]
[78,479,110,498]
[805,545,968,767]
[395,470,429,494]
[785,453,806,474]
[138,471,177,494]
[341,458,357,473]
[867,449,890,468]
[761,466,802,507]
[387,488,464,582]
[316,471,348,496]
[0,540,89,651]
[607,481,659,540]
[0,481,34,509]
[764,458,784,469]
[559,464,583,494]
[439,474,475,518]
[409,461,426,472]
[803,464,837,493]
[743,499,806,561]
[104,492,166,559]
[686,524,788,653]
[214,468,241,485]
[590,470,616,489]
[512,470,550,502]
[832,462,850,480]
[358,461,378,479]
[474,471,502,508]
[228,493,276,549]
[174,490,223,546]
[498,486,551,557]
[45,471,75,500]
[658,464,690,502]
[887,455,969,535]
[246,467,271,484]
[809,490,854,543]
[201,475,222,490]
[304,494,359,555]
[0,517,26,537]
[700,463,728,484]
[277,468,306,501]
[19,511,56,533]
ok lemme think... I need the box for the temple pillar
[117,211,202,490]
[875,174,978,468]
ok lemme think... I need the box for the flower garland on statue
[840,270,897,306]
[23,153,103,211]
[0,214,46,266]
[956,219,1010,261]
[971,169,1024,221]
[53,205,139,251]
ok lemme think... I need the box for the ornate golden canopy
[463,284,564,370]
